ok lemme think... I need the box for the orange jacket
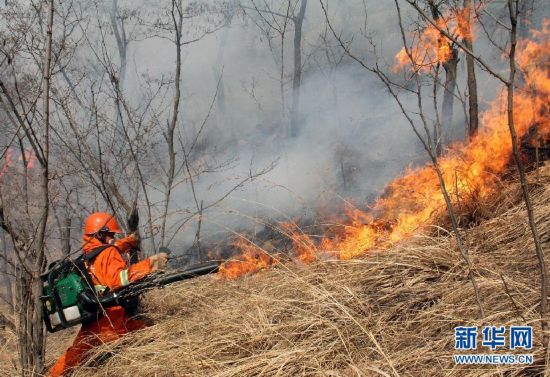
[82,236,152,292]
[48,235,152,377]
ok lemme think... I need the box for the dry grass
[7,165,550,376]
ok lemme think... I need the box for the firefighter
[48,212,168,376]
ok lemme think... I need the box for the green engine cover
[44,272,87,309]
[42,259,101,332]
[57,272,86,307]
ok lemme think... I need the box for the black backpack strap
[83,245,111,262]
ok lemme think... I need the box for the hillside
[20,164,546,376]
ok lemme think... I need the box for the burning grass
[36,164,550,376]
[217,21,550,279]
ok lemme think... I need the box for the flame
[23,149,37,170]
[393,6,473,72]
[518,22,550,97]
[0,147,37,180]
[218,238,275,278]
[220,22,550,278]
[0,148,15,179]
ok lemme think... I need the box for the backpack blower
[41,246,221,333]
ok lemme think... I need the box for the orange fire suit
[48,236,152,376]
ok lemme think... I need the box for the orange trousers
[48,306,145,377]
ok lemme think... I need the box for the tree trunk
[60,212,71,256]
[16,0,54,374]
[110,0,128,139]
[16,269,46,376]
[463,0,478,138]
[289,0,307,138]
[0,230,13,314]
[441,53,458,152]
[213,2,237,142]
[432,68,443,157]
[429,1,458,155]
[505,0,548,353]
[160,0,183,246]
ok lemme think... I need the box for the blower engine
[41,252,220,333]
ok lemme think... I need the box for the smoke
[126,1,446,251]
[120,1,433,252]
[52,0,550,255]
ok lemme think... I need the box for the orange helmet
[84,212,123,235]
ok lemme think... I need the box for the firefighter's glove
[150,252,169,271]
[113,234,139,253]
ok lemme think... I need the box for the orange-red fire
[394,6,473,72]
[219,21,550,279]
[218,238,275,279]
[0,147,37,179]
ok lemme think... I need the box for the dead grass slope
[49,165,550,376]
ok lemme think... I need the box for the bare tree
[504,0,548,351]
[319,0,486,318]
[243,0,308,137]
[155,0,225,246]
[393,0,479,153]
[159,0,185,247]
[290,0,307,137]
[213,0,239,141]
[110,0,130,134]
[0,230,14,315]
[428,0,458,155]
[462,0,478,138]
[53,203,73,257]
[404,0,548,355]
[0,0,54,373]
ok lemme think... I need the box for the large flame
[394,6,472,72]
[220,21,550,278]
